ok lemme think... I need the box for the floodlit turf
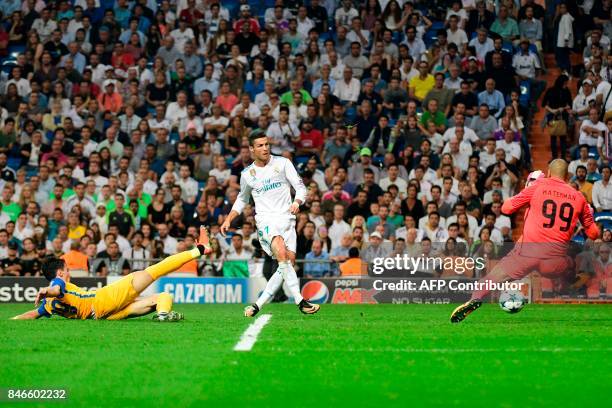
[1,303,611,407]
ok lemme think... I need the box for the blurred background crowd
[0,0,610,285]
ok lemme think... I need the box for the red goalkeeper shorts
[497,249,574,280]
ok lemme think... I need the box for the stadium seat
[502,42,514,54]
[528,43,538,54]
[294,155,310,168]
[1,61,16,74]
[519,80,531,107]
[7,44,25,55]
[430,21,445,31]
[7,157,21,171]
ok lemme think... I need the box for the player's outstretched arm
[11,309,43,320]
[34,285,61,307]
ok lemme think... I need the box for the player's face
[250,137,270,162]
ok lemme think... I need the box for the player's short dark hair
[42,257,66,281]
[248,129,267,146]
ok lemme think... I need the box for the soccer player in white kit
[220,130,321,316]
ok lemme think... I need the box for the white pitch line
[234,314,272,352]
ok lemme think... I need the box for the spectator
[593,167,612,212]
[303,239,331,278]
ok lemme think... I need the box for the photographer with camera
[265,104,300,158]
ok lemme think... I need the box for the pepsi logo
[301,280,329,304]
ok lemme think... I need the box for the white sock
[279,261,304,304]
[255,271,283,309]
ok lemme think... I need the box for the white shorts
[255,215,296,257]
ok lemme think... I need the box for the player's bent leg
[131,246,205,294]
[270,237,319,314]
[245,271,283,317]
[106,295,158,320]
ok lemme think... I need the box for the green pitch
[1,304,611,407]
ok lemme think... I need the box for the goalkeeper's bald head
[548,159,569,180]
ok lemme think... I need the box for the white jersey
[232,155,307,220]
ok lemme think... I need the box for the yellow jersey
[37,278,95,320]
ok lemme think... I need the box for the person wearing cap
[348,147,380,185]
[361,231,391,267]
[234,4,260,36]
[96,79,123,113]
[572,79,597,122]
[512,39,545,103]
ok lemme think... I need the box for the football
[499,291,527,313]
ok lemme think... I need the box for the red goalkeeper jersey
[501,176,599,257]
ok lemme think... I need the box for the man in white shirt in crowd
[496,129,522,166]
[165,91,189,130]
[572,79,597,122]
[569,144,591,177]
[579,107,606,147]
[156,222,178,254]
[176,165,198,205]
[592,166,612,212]
[328,204,351,250]
[334,67,361,106]
[380,164,408,194]
[469,28,494,60]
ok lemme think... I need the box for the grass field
[1,303,611,407]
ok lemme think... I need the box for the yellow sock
[145,247,201,280]
[156,292,173,315]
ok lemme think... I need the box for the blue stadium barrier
[430,21,445,31]
[595,212,612,231]
[7,157,21,171]
[423,30,438,47]
[519,80,531,107]
[7,44,25,55]
[502,42,514,54]
[571,146,600,160]
[294,155,310,168]
[1,61,16,74]
[529,43,538,54]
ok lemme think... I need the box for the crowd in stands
[0,0,610,282]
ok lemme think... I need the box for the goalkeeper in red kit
[451,159,600,323]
